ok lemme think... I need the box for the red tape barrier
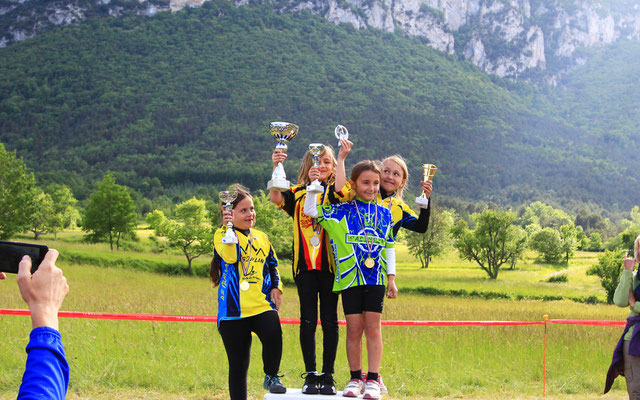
[0,309,625,327]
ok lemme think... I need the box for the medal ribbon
[240,229,253,277]
[354,200,378,258]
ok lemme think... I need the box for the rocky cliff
[2,0,640,83]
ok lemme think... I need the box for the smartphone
[0,241,48,274]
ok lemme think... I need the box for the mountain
[0,0,639,211]
[3,0,640,84]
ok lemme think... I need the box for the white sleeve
[304,193,319,218]
[386,247,396,275]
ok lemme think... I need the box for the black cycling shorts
[341,285,385,315]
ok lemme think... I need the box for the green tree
[559,224,578,263]
[529,227,563,264]
[45,183,79,238]
[507,226,527,270]
[0,143,38,239]
[406,208,455,268]
[587,250,623,304]
[83,174,138,250]
[29,190,56,240]
[588,232,604,251]
[146,198,214,275]
[450,209,523,279]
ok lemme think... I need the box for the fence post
[543,314,549,398]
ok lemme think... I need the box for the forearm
[335,157,347,192]
[386,247,396,275]
[614,269,633,307]
[304,193,319,218]
[18,327,69,400]
[269,190,284,206]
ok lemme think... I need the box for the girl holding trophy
[337,152,433,241]
[304,160,397,400]
[210,185,286,400]
[269,142,349,395]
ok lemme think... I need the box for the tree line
[2,141,636,301]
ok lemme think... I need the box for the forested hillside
[0,0,638,209]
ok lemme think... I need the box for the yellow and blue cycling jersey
[336,183,430,240]
[214,226,281,321]
[316,199,394,292]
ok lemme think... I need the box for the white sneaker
[361,373,388,394]
[377,374,388,394]
[363,379,381,399]
[342,378,364,397]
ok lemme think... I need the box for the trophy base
[268,178,290,192]
[415,196,430,209]
[306,182,324,195]
[221,232,238,244]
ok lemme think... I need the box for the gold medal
[240,281,250,291]
[364,257,375,268]
[310,235,320,247]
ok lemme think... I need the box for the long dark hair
[210,184,252,287]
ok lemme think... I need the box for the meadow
[0,231,632,399]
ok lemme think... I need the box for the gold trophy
[306,143,325,195]
[335,124,349,147]
[415,164,437,209]
[219,190,238,244]
[268,121,298,191]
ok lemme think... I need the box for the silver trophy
[219,190,238,244]
[306,143,325,195]
[335,125,349,146]
[268,121,299,191]
[415,164,437,209]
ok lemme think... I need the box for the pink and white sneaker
[362,373,388,394]
[342,378,364,397]
[363,379,381,399]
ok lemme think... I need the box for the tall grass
[0,258,631,399]
[0,233,627,399]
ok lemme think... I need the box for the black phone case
[0,241,48,274]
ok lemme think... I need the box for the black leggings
[296,270,339,374]
[218,311,283,400]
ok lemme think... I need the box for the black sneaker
[318,373,337,395]
[301,372,319,394]
[264,374,287,394]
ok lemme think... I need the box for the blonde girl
[269,143,349,395]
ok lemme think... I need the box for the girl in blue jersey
[305,160,397,400]
[210,185,286,400]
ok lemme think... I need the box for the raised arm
[269,149,287,205]
[335,139,352,192]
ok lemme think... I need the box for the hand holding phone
[0,241,49,274]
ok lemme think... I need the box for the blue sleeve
[18,327,69,400]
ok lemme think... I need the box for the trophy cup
[268,121,299,191]
[219,190,238,244]
[306,143,325,195]
[415,164,437,209]
[335,125,349,146]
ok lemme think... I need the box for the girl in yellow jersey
[210,185,285,400]
[269,142,350,394]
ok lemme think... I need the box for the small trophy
[268,121,299,191]
[415,164,437,209]
[306,143,325,195]
[219,190,238,244]
[335,125,349,146]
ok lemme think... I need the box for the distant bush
[546,273,568,283]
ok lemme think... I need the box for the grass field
[0,231,631,399]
